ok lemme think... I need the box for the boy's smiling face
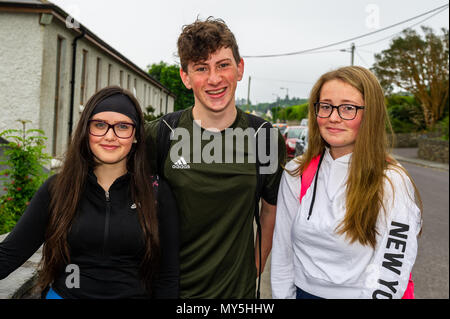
[180,47,244,115]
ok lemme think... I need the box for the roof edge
[0,0,176,98]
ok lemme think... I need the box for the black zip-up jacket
[0,171,179,298]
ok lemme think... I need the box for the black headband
[91,93,140,127]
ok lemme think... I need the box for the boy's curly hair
[177,17,241,72]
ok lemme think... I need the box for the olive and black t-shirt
[146,107,286,298]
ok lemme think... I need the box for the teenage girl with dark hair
[0,86,179,298]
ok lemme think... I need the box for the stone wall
[418,138,449,163]
[0,233,42,299]
[390,132,442,148]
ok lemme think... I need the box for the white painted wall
[167,95,175,113]
[40,16,74,157]
[1,10,175,159]
[0,12,44,133]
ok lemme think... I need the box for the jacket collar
[87,168,131,190]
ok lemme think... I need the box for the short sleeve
[261,129,287,205]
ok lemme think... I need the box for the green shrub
[386,95,420,108]
[436,115,449,140]
[285,103,309,121]
[389,117,417,133]
[387,102,426,133]
[0,120,51,234]
[143,105,163,123]
[296,103,309,120]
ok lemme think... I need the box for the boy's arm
[255,129,287,275]
[255,198,276,275]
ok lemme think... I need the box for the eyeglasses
[314,102,365,120]
[88,120,135,139]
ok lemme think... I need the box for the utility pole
[247,76,251,111]
[340,42,356,66]
[280,87,289,108]
[350,43,355,66]
[272,93,279,122]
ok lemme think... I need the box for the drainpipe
[165,93,168,114]
[68,27,86,143]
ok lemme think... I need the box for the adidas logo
[172,156,190,169]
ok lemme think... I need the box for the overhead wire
[251,77,314,85]
[350,5,447,67]
[242,3,449,58]
[355,51,369,67]
[243,3,448,101]
[357,5,449,48]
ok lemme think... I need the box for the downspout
[165,92,168,114]
[68,27,86,144]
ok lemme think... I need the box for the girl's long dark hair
[37,86,159,294]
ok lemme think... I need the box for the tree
[147,61,194,112]
[372,26,449,129]
[385,94,426,133]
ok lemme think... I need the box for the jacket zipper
[103,190,111,256]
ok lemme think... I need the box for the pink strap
[402,273,415,299]
[299,155,321,203]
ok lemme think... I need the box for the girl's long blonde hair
[291,66,422,248]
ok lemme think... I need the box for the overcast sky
[50,0,449,104]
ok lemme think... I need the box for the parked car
[283,126,306,158]
[272,123,287,135]
[295,127,308,157]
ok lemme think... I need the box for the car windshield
[286,127,304,139]
[278,127,287,135]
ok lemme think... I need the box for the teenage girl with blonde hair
[271,66,422,299]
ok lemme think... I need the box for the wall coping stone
[0,233,42,299]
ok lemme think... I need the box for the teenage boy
[146,17,286,298]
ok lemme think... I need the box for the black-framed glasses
[88,120,135,139]
[314,102,365,120]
